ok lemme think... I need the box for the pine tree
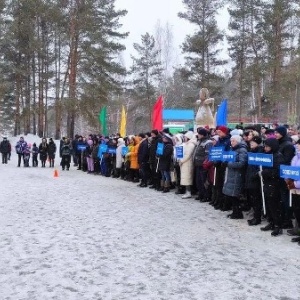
[178,0,226,92]
[130,32,162,128]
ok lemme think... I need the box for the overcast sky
[115,0,230,68]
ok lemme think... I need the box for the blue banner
[222,151,236,162]
[98,144,108,158]
[156,143,164,155]
[175,146,183,159]
[122,147,128,156]
[77,145,87,151]
[280,165,300,180]
[108,148,116,154]
[209,147,224,161]
[248,153,273,167]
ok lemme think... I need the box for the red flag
[152,96,163,130]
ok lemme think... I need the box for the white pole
[259,166,266,215]
[213,167,216,186]
[156,157,160,173]
[290,190,293,207]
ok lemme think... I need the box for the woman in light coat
[179,131,197,199]
[115,138,125,178]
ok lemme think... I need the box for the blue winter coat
[222,142,248,197]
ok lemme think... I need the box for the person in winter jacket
[126,136,141,182]
[75,136,87,170]
[0,137,11,164]
[285,139,300,245]
[23,144,31,167]
[48,138,57,168]
[173,133,185,195]
[211,126,231,210]
[137,133,150,187]
[260,138,285,236]
[222,135,248,219]
[15,137,27,167]
[274,126,295,229]
[32,143,39,167]
[60,139,72,170]
[149,130,161,190]
[245,136,264,225]
[179,131,197,199]
[115,138,126,178]
[86,139,94,173]
[193,128,213,201]
[39,138,48,167]
[157,134,174,193]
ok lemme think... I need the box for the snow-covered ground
[1,135,300,299]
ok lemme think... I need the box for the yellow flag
[119,105,127,137]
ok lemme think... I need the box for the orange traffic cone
[54,169,59,178]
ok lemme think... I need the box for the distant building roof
[163,109,194,121]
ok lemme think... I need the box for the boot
[175,186,185,195]
[157,180,164,192]
[248,218,261,226]
[182,191,192,199]
[221,197,232,211]
[162,181,170,193]
[260,223,274,231]
[271,226,283,236]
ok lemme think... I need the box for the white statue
[195,88,215,128]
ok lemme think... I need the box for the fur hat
[230,135,242,143]
[184,131,194,140]
[275,126,287,137]
[251,136,262,145]
[197,127,208,137]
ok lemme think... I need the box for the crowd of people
[8,123,300,244]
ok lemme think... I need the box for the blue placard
[209,147,224,161]
[122,146,128,156]
[108,148,116,154]
[156,143,164,155]
[77,145,87,151]
[222,151,236,162]
[98,144,108,158]
[175,146,183,159]
[248,153,273,167]
[280,165,300,180]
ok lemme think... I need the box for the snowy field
[0,135,300,300]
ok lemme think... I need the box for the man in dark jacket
[0,137,11,164]
[138,133,150,187]
[211,126,231,210]
[149,130,161,190]
[193,128,213,201]
[48,138,57,168]
[275,126,295,229]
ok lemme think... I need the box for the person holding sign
[222,135,248,219]
[157,134,174,193]
[245,136,264,226]
[284,139,300,243]
[178,131,197,199]
[259,138,285,236]
[211,126,231,210]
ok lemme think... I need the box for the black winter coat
[245,145,264,190]
[158,142,173,172]
[149,136,160,164]
[278,136,295,165]
[138,139,149,165]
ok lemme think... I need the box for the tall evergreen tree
[130,32,162,128]
[178,0,226,92]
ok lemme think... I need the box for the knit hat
[275,126,287,137]
[151,129,158,136]
[184,131,194,140]
[230,135,242,143]
[197,127,208,137]
[117,138,125,146]
[87,139,93,146]
[264,138,279,153]
[251,136,262,145]
[230,129,241,136]
[217,126,228,135]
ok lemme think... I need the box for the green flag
[99,106,108,136]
